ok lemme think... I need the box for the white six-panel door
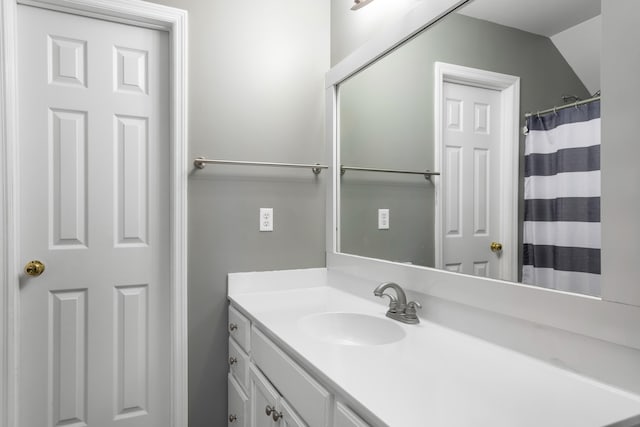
[441,82,502,278]
[17,5,170,426]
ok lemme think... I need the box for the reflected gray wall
[147,0,329,425]
[331,0,430,65]
[340,48,436,265]
[339,13,589,270]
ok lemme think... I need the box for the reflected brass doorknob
[490,242,503,253]
[24,260,45,277]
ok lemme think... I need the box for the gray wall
[146,0,329,425]
[339,12,589,269]
[601,0,640,306]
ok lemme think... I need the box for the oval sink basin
[298,312,406,346]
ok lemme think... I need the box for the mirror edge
[324,0,640,351]
[325,0,471,88]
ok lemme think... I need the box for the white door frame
[0,1,188,426]
[434,62,519,281]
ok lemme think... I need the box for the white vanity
[226,268,640,427]
[227,269,370,427]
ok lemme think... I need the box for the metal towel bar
[193,157,328,175]
[341,165,439,180]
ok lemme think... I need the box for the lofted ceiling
[458,0,601,93]
[458,0,600,37]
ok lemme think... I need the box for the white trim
[325,86,339,255]
[0,2,19,426]
[433,62,519,282]
[0,1,188,426]
[324,0,640,354]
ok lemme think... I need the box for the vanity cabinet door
[250,364,309,427]
[250,365,279,427]
[229,305,251,352]
[280,399,308,427]
[251,326,331,427]
[229,337,250,392]
[228,373,249,427]
[334,402,370,427]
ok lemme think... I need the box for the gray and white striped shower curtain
[522,100,600,296]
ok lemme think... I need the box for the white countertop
[228,268,640,427]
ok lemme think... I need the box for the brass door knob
[24,260,45,277]
[490,242,503,253]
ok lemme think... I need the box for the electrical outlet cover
[260,208,273,232]
[378,209,389,230]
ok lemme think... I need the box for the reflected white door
[18,5,170,426]
[441,82,502,278]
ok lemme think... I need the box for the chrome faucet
[373,281,422,324]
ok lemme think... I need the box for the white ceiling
[458,0,601,37]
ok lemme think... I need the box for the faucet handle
[404,301,422,323]
[407,301,422,310]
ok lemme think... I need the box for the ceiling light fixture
[351,0,375,10]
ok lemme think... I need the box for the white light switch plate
[260,208,273,232]
[378,209,389,229]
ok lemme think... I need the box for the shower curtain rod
[524,95,601,118]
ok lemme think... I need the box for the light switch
[378,209,389,230]
[260,208,273,232]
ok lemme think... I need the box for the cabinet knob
[272,410,283,422]
[229,323,238,332]
[229,357,238,366]
[266,405,283,422]
[228,414,237,422]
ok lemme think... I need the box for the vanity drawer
[334,401,370,427]
[229,304,251,352]
[228,373,248,426]
[251,326,331,427]
[228,337,250,392]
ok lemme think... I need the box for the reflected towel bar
[193,157,328,175]
[341,165,440,180]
